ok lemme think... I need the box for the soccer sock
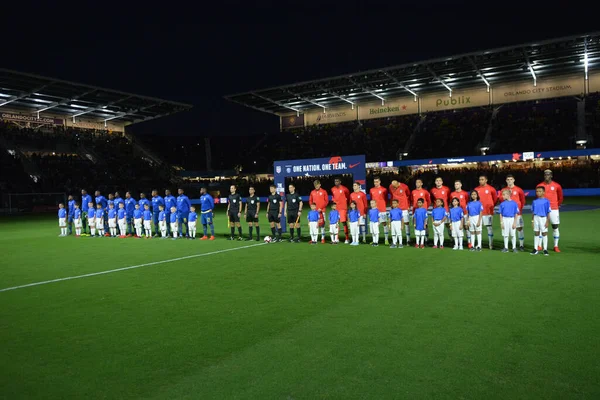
[271,227,276,236]
[320,227,325,240]
[518,229,525,247]
[459,235,463,249]
[172,230,177,238]
[277,227,282,238]
[434,234,439,247]
[487,226,494,248]
[91,227,96,236]
[290,228,295,239]
[384,226,389,242]
[249,226,253,239]
[553,228,559,247]
[344,224,349,240]
[210,224,215,236]
[405,225,410,242]
[440,232,444,247]
[454,237,458,247]
[533,235,539,251]
[511,234,516,250]
[256,226,260,239]
[203,224,208,236]
[76,228,80,235]
[297,227,301,239]
[477,233,482,248]
[543,235,548,251]
[503,236,509,249]
[361,225,366,241]
[398,233,403,246]
[230,227,235,237]
[392,234,397,245]
[373,232,379,244]
[161,229,166,237]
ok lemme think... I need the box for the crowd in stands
[586,92,600,147]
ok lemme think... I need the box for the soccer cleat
[538,246,542,251]
[453,246,458,250]
[554,246,561,253]
[513,248,519,253]
[415,244,419,249]
[543,250,549,256]
[390,244,397,249]
[398,244,404,248]
[200,236,209,240]
[530,250,539,255]
[432,245,438,249]
[501,248,508,253]
[439,246,444,249]
[321,239,325,244]
[476,247,482,252]
[519,246,525,252]
[228,237,234,241]
[210,236,215,241]
[294,238,300,243]
[458,247,463,250]
[344,239,350,244]
[420,244,425,249]
[105,233,110,237]
[467,242,473,249]
[238,237,244,241]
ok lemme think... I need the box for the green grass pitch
[1,199,600,399]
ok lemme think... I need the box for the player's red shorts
[338,209,348,223]
[318,211,325,227]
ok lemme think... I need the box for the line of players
[57,188,219,240]
[262,170,562,253]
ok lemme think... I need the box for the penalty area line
[0,242,267,293]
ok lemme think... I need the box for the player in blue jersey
[307,203,321,244]
[531,186,551,256]
[124,192,136,236]
[169,206,178,239]
[81,189,92,236]
[67,195,76,235]
[389,199,404,248]
[329,202,340,244]
[499,189,519,253]
[188,206,198,239]
[413,198,428,248]
[449,198,464,250]
[107,193,115,209]
[431,199,447,249]
[143,204,153,238]
[158,205,167,238]
[164,189,176,235]
[133,204,143,238]
[368,200,381,247]
[87,202,96,237]
[467,190,483,251]
[151,189,164,236]
[73,203,82,236]
[348,201,361,246]
[199,187,215,240]
[138,193,150,211]
[117,202,127,238]
[107,203,118,237]
[177,188,191,237]
[95,204,105,237]
[113,192,124,210]
[95,190,108,234]
[58,203,67,237]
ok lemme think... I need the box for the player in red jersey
[411,178,431,210]
[389,179,411,244]
[309,179,329,244]
[500,174,526,251]
[450,179,470,248]
[431,177,451,237]
[537,169,563,252]
[370,177,389,244]
[331,178,351,243]
[474,175,498,249]
[350,181,368,243]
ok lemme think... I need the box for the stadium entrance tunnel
[274,155,366,231]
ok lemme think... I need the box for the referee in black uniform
[266,184,283,242]
[244,186,260,241]
[285,183,303,242]
[227,185,243,240]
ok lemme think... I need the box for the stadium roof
[0,69,193,125]
[225,32,600,115]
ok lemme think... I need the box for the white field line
[0,243,266,293]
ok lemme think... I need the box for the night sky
[4,2,596,136]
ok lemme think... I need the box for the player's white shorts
[349,221,359,236]
[378,211,389,223]
[549,209,560,225]
[134,218,142,229]
[515,214,524,229]
[358,216,365,225]
[390,220,402,236]
[170,222,178,232]
[159,221,167,231]
[501,217,515,237]
[533,216,548,233]
[58,217,66,227]
[433,222,445,236]
[329,224,339,235]
[74,218,82,228]
[88,217,95,227]
[482,215,493,226]
[95,219,104,230]
[370,221,379,234]
[401,209,410,223]
[109,218,117,228]
[188,221,196,230]
[468,216,482,232]
[143,220,152,230]
[451,221,463,237]
[309,221,318,236]
[415,229,426,237]
[118,219,127,232]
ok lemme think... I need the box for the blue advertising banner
[274,155,366,231]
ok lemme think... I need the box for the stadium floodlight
[467,57,490,92]
[348,77,385,104]
[576,139,587,145]
[285,89,327,110]
[35,89,97,113]
[380,71,418,101]
[251,92,301,114]
[72,96,132,119]
[523,49,537,86]
[427,66,452,97]
[0,84,49,107]
[584,40,589,80]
